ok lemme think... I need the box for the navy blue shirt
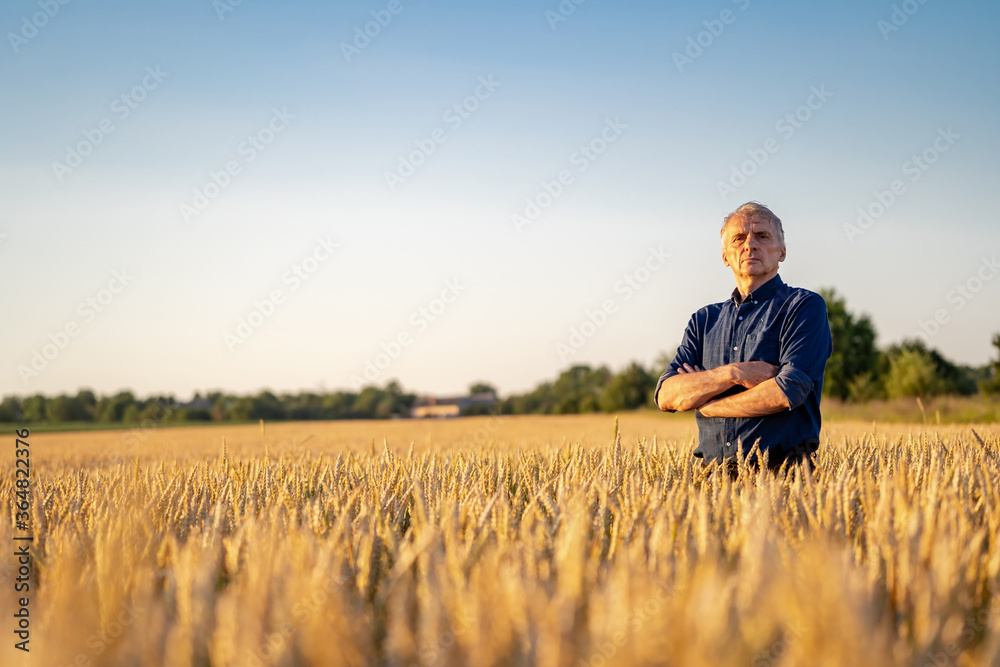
[654,274,832,463]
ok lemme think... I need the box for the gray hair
[721,201,785,247]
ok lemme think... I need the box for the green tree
[881,339,976,396]
[45,395,81,422]
[122,404,142,425]
[227,397,253,421]
[97,391,137,422]
[227,391,286,421]
[20,395,47,422]
[0,397,20,422]
[818,288,880,400]
[651,349,675,378]
[352,387,383,418]
[211,395,232,421]
[253,391,286,420]
[500,382,554,415]
[499,365,613,415]
[980,333,1000,395]
[285,392,323,420]
[551,365,612,414]
[469,382,497,396]
[845,372,881,403]
[383,380,416,416]
[600,362,656,412]
[884,347,941,398]
[74,389,97,421]
[461,383,498,416]
[375,396,396,419]
[140,400,173,425]
[321,392,356,419]
[346,383,414,419]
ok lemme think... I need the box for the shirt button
[738,316,743,320]
[726,442,732,447]
[733,346,738,351]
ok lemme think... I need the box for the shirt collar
[730,273,784,306]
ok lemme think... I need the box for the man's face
[722,214,786,280]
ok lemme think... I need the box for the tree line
[2,290,998,424]
[0,382,418,425]
[819,289,1000,401]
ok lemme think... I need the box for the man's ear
[779,245,787,262]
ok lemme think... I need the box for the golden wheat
[2,415,999,667]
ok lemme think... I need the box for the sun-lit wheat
[2,415,999,666]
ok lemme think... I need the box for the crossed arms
[656,291,831,419]
[655,361,791,418]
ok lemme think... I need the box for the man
[654,202,832,470]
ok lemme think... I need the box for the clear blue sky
[2,0,998,399]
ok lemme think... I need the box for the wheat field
[3,414,1000,667]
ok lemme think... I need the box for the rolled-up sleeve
[774,292,833,410]
[654,312,704,411]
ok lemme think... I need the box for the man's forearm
[657,366,735,412]
[697,378,790,418]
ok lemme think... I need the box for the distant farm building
[177,397,213,412]
[410,392,497,418]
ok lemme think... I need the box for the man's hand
[657,361,780,413]
[676,363,703,374]
[697,378,790,418]
[657,363,734,412]
[730,361,780,388]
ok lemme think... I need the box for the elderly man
[654,202,832,470]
